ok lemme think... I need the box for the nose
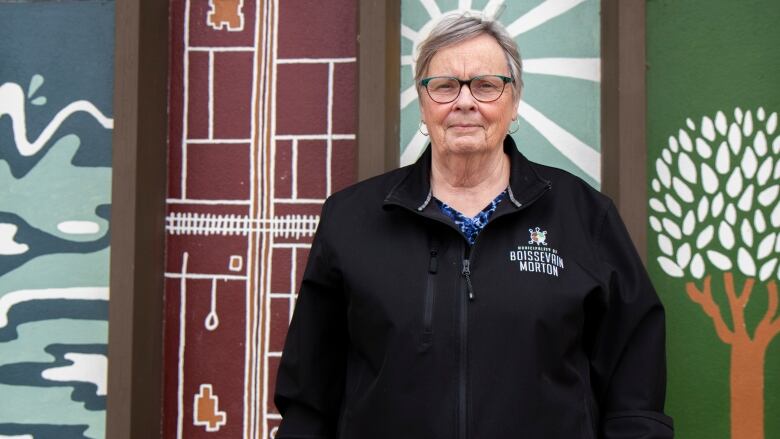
[453,82,478,110]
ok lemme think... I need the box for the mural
[163,1,357,438]
[647,1,780,438]
[649,108,779,439]
[0,2,114,439]
[400,0,601,188]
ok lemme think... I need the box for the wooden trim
[106,0,169,438]
[357,0,401,180]
[601,0,648,260]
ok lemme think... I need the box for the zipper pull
[462,259,474,301]
[428,249,438,273]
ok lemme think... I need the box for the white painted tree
[649,107,780,439]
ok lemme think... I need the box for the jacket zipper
[454,185,550,439]
[458,244,471,439]
[462,259,474,300]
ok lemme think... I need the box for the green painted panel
[647,1,780,438]
[0,2,114,438]
[399,0,601,188]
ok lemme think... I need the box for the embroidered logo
[510,227,564,277]
[528,227,548,246]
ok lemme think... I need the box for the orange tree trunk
[686,275,778,439]
[730,341,765,439]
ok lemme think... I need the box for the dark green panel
[647,1,780,438]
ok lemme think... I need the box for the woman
[275,13,673,439]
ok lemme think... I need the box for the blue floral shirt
[435,190,506,245]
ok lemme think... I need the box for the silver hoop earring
[419,122,429,136]
[508,118,520,134]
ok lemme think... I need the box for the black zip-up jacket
[275,136,673,439]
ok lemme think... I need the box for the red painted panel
[277,0,356,59]
[166,0,359,436]
[188,0,256,47]
[213,52,254,139]
[166,204,250,216]
[296,140,327,199]
[266,356,281,414]
[270,248,292,294]
[162,278,183,439]
[274,140,292,199]
[186,142,251,199]
[187,51,210,139]
[269,298,291,353]
[275,63,328,135]
[268,418,281,439]
[164,203,250,274]
[179,278,247,438]
[167,236,249,277]
[268,202,323,246]
[332,63,357,134]
[331,139,356,193]
[294,247,310,292]
[168,143,184,200]
[272,202,323,218]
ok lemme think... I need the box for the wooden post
[601,0,648,260]
[357,0,401,180]
[106,0,168,437]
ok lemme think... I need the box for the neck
[430,144,510,217]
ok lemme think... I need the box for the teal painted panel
[647,1,780,438]
[0,1,114,438]
[399,0,601,188]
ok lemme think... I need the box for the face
[420,34,518,158]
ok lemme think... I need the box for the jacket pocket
[419,249,437,351]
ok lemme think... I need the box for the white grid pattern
[180,42,257,202]
[273,57,356,203]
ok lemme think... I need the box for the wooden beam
[357,0,401,180]
[106,0,168,437]
[601,0,648,260]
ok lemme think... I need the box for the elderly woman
[274,14,673,439]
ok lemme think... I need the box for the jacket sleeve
[274,199,348,439]
[588,202,674,439]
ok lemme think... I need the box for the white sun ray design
[399,0,600,184]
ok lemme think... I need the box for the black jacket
[275,136,673,439]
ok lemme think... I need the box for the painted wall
[647,1,780,438]
[163,1,357,438]
[0,1,114,439]
[399,0,601,188]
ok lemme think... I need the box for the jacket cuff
[602,410,674,439]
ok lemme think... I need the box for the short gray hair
[414,13,523,101]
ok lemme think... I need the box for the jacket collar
[384,135,551,212]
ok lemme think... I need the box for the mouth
[449,124,481,130]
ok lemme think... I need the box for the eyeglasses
[420,75,514,104]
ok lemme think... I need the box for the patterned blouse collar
[434,189,507,245]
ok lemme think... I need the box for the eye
[429,79,456,91]
[475,79,500,90]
